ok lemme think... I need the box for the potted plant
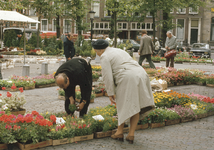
[206,75,214,87]
[164,109,181,125]
[147,109,166,128]
[0,87,26,115]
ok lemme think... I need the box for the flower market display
[0,75,35,91]
[92,71,102,82]
[33,74,56,88]
[91,66,102,72]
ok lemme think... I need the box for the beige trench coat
[100,47,155,126]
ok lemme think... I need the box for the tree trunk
[56,14,60,38]
[162,10,168,47]
[109,13,114,39]
[37,16,41,49]
[152,0,156,43]
[114,11,117,47]
[77,16,82,47]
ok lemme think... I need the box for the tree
[22,0,51,49]
[0,0,25,10]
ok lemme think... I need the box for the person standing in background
[165,31,177,68]
[64,33,75,61]
[138,30,156,69]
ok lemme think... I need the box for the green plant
[164,109,180,120]
[206,75,214,84]
[147,109,166,123]
[3,30,17,47]
[69,104,77,113]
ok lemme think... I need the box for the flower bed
[0,75,35,91]
[92,66,102,72]
[33,74,56,88]
[92,71,102,82]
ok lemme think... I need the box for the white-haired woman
[92,39,155,144]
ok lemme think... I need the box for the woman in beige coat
[92,39,155,144]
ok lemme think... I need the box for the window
[141,23,145,29]
[191,20,198,27]
[137,23,140,29]
[95,23,99,28]
[170,8,174,13]
[146,23,150,29]
[211,17,214,41]
[123,23,127,29]
[53,20,56,31]
[176,19,185,40]
[146,12,152,17]
[31,23,36,27]
[29,7,36,16]
[132,23,136,29]
[104,23,108,29]
[177,8,186,14]
[118,23,122,29]
[64,20,71,33]
[100,23,103,28]
[189,7,198,14]
[92,1,100,17]
[41,20,48,31]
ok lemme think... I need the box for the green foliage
[3,30,17,47]
[147,109,166,123]
[75,40,93,57]
[69,104,77,113]
[28,33,42,48]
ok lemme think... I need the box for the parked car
[118,39,140,52]
[189,43,211,58]
[176,41,185,52]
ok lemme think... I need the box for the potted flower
[206,75,214,87]
[147,109,166,128]
[151,56,161,63]
[136,117,149,130]
[33,74,55,88]
[0,87,26,115]
[164,109,181,125]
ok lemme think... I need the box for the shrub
[4,30,17,47]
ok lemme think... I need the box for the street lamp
[0,19,3,49]
[89,10,95,42]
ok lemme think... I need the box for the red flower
[19,87,24,93]
[50,115,56,124]
[83,124,86,128]
[0,94,2,96]
[11,83,16,90]
[2,87,6,90]
[78,126,82,129]
[7,92,12,97]
[32,111,39,116]
[33,81,36,83]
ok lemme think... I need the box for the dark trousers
[166,57,174,67]
[139,54,156,69]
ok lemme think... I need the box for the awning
[0,10,40,23]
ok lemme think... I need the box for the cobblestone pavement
[1,59,214,150]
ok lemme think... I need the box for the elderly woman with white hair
[92,39,155,144]
[165,31,177,67]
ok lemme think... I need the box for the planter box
[58,96,65,100]
[11,108,26,116]
[74,134,94,142]
[207,111,214,116]
[196,82,206,86]
[24,85,35,90]
[94,131,112,139]
[35,83,56,88]
[112,129,117,135]
[123,127,129,133]
[175,61,183,64]
[181,117,193,123]
[136,123,149,130]
[168,83,174,87]
[197,113,207,119]
[52,138,74,146]
[176,82,184,86]
[184,82,191,85]
[0,144,7,150]
[206,84,214,88]
[149,122,165,128]
[5,87,20,92]
[165,119,180,126]
[90,99,94,103]
[95,92,104,97]
[17,140,52,150]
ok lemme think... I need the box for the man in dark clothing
[54,58,92,117]
[64,33,75,61]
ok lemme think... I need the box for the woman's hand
[76,102,85,111]
[109,95,116,105]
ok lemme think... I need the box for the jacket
[139,35,154,55]
[63,37,75,58]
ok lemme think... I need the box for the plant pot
[206,84,214,88]
[74,134,94,142]
[52,138,74,146]
[0,143,7,150]
[17,140,52,150]
[58,96,65,100]
[10,108,26,116]
[181,117,193,123]
[95,92,104,97]
[165,119,180,126]
[197,113,207,119]
[149,122,165,128]
[90,99,94,103]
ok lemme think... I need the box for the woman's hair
[55,73,68,84]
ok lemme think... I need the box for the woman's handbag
[164,49,176,58]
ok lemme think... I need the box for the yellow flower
[46,112,49,114]
[63,117,66,120]
[51,129,55,132]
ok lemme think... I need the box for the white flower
[7,80,12,83]
[190,104,198,110]
[2,104,8,110]
[0,99,2,103]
